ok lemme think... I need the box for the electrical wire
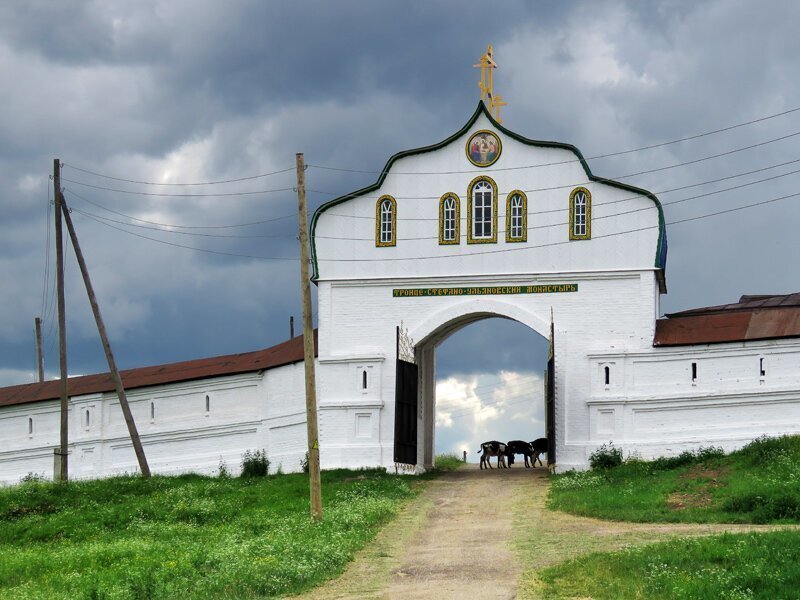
[62,163,295,186]
[317,189,800,263]
[70,206,295,240]
[73,211,298,262]
[315,164,800,241]
[64,187,296,229]
[322,157,800,221]
[61,178,295,198]
[40,181,52,318]
[306,105,800,176]
[310,129,800,203]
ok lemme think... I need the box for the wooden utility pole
[296,153,323,521]
[34,317,44,382]
[59,195,151,478]
[54,159,69,481]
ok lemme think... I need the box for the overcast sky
[1,1,798,458]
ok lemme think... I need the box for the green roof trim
[310,101,668,290]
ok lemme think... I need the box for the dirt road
[297,465,790,600]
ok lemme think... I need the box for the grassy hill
[549,434,800,523]
[0,468,419,599]
[538,435,800,598]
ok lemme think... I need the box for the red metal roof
[0,331,317,409]
[655,293,800,346]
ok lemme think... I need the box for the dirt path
[295,465,796,600]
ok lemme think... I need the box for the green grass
[428,453,466,473]
[549,435,800,523]
[0,468,417,599]
[538,530,800,599]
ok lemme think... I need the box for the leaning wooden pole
[53,159,69,481]
[59,196,151,478]
[296,152,323,521]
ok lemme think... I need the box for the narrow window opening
[362,370,368,390]
[85,409,90,428]
[28,417,33,436]
[604,366,610,386]
[150,401,155,421]
[691,362,698,382]
[472,181,493,239]
[441,196,458,243]
[205,395,210,413]
[759,357,766,377]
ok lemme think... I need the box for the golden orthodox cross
[474,44,507,123]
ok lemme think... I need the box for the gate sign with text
[392,284,578,298]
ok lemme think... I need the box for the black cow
[506,440,536,468]
[477,440,510,469]
[529,437,548,467]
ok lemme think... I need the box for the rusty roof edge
[0,331,318,409]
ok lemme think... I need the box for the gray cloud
[1,1,798,451]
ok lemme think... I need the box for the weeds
[589,443,623,470]
[240,449,270,478]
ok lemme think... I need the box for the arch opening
[412,313,550,470]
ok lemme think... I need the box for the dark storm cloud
[0,0,798,414]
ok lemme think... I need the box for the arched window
[375,195,397,247]
[439,193,460,245]
[569,187,591,240]
[467,176,498,244]
[505,190,527,242]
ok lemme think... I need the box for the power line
[40,181,52,318]
[317,189,800,263]
[323,157,800,221]
[306,105,800,176]
[64,187,295,229]
[73,210,298,262]
[310,129,800,203]
[62,163,295,186]
[61,178,296,198]
[70,206,295,240]
[316,164,800,241]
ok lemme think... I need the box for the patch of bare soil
[293,465,799,600]
[667,465,729,510]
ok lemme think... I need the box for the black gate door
[545,320,556,467]
[394,358,418,465]
[394,324,418,467]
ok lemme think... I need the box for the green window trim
[569,187,591,240]
[375,195,397,247]
[467,175,498,244]
[505,190,527,243]
[439,193,460,245]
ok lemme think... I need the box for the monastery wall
[0,364,314,485]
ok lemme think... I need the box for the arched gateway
[311,102,668,472]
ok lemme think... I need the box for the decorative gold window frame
[568,187,591,240]
[438,193,460,245]
[467,175,498,244]
[505,190,527,243]
[375,195,397,247]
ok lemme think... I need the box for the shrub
[649,446,725,472]
[240,449,270,478]
[589,443,623,470]
[301,452,309,474]
[737,434,800,465]
[218,458,230,479]
[20,472,46,483]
